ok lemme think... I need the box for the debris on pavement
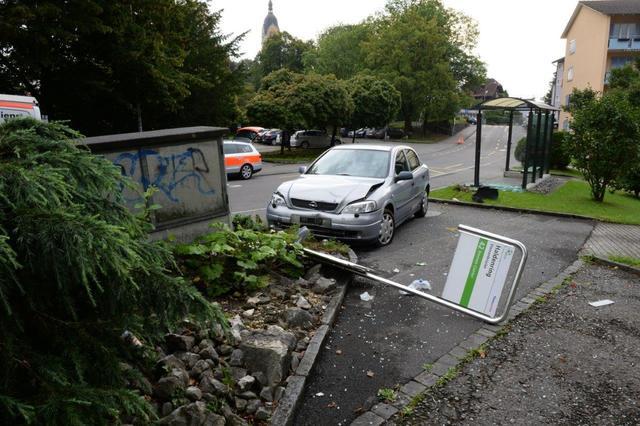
[315,392,325,397]
[366,371,375,378]
[416,262,427,266]
[399,279,432,295]
[392,268,400,273]
[360,292,374,302]
[588,299,615,307]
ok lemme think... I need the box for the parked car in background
[0,94,42,123]
[235,126,264,142]
[223,140,262,180]
[291,130,341,148]
[347,128,368,138]
[256,128,281,145]
[372,127,405,139]
[365,128,378,138]
[267,144,430,247]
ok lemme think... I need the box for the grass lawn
[431,180,640,225]
[510,166,584,179]
[262,147,328,164]
[608,255,640,267]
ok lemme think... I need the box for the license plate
[291,215,330,226]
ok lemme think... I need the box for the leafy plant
[377,388,398,403]
[175,224,304,297]
[0,119,224,424]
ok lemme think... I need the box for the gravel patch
[394,263,640,425]
[528,176,571,194]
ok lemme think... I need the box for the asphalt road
[294,204,594,425]
[227,125,526,217]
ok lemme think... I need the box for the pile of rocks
[148,265,338,425]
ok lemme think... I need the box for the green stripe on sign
[460,238,488,307]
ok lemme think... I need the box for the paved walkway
[582,222,640,259]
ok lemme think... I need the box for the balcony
[609,37,640,51]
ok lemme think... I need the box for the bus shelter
[473,97,560,190]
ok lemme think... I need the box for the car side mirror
[395,171,413,182]
[299,166,307,174]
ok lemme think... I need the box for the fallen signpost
[301,224,528,324]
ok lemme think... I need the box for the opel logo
[308,201,318,209]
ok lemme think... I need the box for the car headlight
[271,192,286,207]
[342,200,377,214]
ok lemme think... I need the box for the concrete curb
[270,250,356,425]
[349,258,586,425]
[591,255,640,276]
[430,198,596,222]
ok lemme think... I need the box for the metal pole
[531,110,542,184]
[474,109,483,187]
[505,110,514,171]
[522,109,533,189]
[544,113,555,174]
[540,111,550,178]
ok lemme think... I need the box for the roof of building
[472,78,504,98]
[262,1,280,40]
[562,1,640,38]
[552,57,565,64]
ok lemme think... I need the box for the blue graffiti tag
[114,148,216,203]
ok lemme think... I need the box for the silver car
[267,145,430,246]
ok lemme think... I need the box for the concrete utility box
[84,127,229,241]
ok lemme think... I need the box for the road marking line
[232,207,267,215]
[228,184,242,188]
[443,163,464,169]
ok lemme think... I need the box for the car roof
[237,126,264,132]
[223,140,252,145]
[331,144,411,152]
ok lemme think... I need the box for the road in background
[227,125,525,217]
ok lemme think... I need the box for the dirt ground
[394,262,640,426]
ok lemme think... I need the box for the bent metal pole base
[301,224,528,325]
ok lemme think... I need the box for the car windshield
[306,149,390,178]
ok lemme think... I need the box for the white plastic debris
[392,268,400,273]
[415,262,427,266]
[399,279,432,295]
[589,299,614,307]
[315,392,325,397]
[360,292,374,301]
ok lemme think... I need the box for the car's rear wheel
[300,141,310,149]
[376,208,395,247]
[415,189,429,218]
[272,139,277,146]
[240,164,253,180]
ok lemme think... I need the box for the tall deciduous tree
[366,0,485,133]
[256,31,314,78]
[304,24,371,79]
[348,74,401,138]
[0,0,243,135]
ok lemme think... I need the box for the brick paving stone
[400,381,426,398]
[371,403,398,420]
[351,411,385,426]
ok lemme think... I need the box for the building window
[611,23,639,40]
[569,39,576,54]
[567,66,574,82]
[565,94,571,107]
[562,119,569,130]
[611,56,636,69]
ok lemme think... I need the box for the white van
[0,94,42,123]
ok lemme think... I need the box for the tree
[256,32,314,78]
[0,119,224,424]
[246,70,354,146]
[304,23,371,79]
[566,88,640,201]
[348,74,401,140]
[0,1,243,135]
[365,0,485,133]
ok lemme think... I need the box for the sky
[209,0,580,100]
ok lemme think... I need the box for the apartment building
[558,0,640,128]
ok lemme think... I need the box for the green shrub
[549,131,571,169]
[175,224,304,297]
[0,119,224,424]
[614,162,640,198]
[514,137,527,162]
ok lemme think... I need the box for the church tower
[262,0,280,43]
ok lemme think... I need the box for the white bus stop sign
[442,230,515,317]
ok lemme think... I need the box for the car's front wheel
[375,208,395,247]
[240,164,253,180]
[415,189,429,218]
[300,141,310,149]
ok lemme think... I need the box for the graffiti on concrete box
[114,147,216,203]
